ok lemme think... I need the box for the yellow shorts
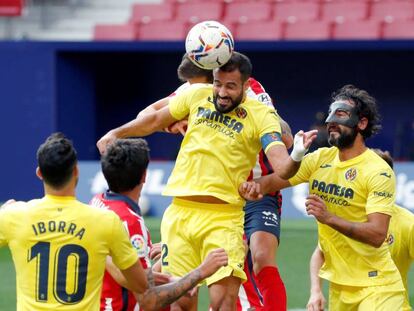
[328,280,405,311]
[160,198,246,286]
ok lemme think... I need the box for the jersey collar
[103,190,142,216]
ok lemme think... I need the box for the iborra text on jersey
[32,221,86,240]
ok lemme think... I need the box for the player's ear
[73,165,79,178]
[36,167,43,181]
[140,169,147,184]
[358,117,368,131]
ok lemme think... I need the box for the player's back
[0,194,137,311]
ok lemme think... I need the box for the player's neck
[43,183,76,198]
[338,136,367,162]
[120,185,141,204]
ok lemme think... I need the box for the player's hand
[152,271,172,285]
[305,195,332,224]
[306,290,326,311]
[198,248,228,279]
[239,181,263,201]
[97,131,118,155]
[164,120,188,136]
[291,130,318,162]
[302,129,318,149]
[150,243,162,261]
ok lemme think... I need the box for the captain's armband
[261,132,283,152]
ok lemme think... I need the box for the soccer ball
[185,21,234,70]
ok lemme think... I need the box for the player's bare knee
[252,249,275,269]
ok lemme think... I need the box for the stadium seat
[0,0,24,16]
[223,2,273,23]
[321,2,369,23]
[93,24,139,41]
[284,21,331,40]
[138,21,187,40]
[333,20,381,40]
[130,3,175,24]
[370,1,414,22]
[383,20,414,39]
[273,1,320,23]
[175,2,223,23]
[164,0,225,3]
[235,21,283,40]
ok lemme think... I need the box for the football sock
[256,266,287,311]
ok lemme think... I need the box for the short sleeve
[0,203,21,247]
[0,207,8,246]
[365,168,396,216]
[168,87,195,121]
[289,151,319,186]
[108,215,139,270]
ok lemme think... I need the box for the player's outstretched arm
[280,117,293,149]
[239,173,291,201]
[307,246,326,311]
[135,248,228,310]
[137,97,189,136]
[137,97,169,118]
[305,194,391,247]
[97,104,178,154]
[266,130,318,180]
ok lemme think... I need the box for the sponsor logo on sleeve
[130,234,147,258]
[258,93,271,105]
[373,191,393,198]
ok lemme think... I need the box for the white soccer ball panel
[185,21,234,70]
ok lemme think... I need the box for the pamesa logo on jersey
[311,180,354,199]
[194,106,244,139]
[196,106,244,132]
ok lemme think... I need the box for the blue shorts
[244,194,282,243]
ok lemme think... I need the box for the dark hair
[217,51,252,82]
[177,53,213,83]
[36,132,77,189]
[372,148,394,169]
[101,138,150,193]
[332,84,382,139]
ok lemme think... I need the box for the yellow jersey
[0,195,138,311]
[387,205,414,310]
[289,147,401,286]
[164,83,284,206]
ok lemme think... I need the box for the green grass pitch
[0,218,413,310]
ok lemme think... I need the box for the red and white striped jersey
[246,77,278,181]
[91,191,152,311]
